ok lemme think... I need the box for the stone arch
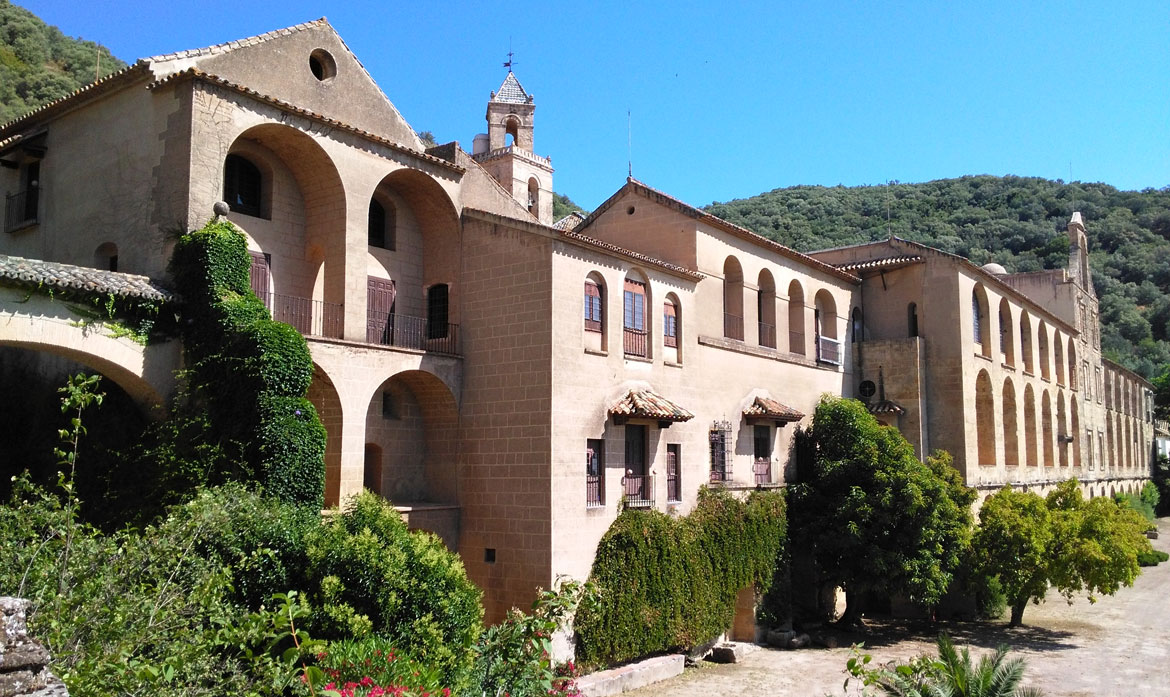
[94,242,119,272]
[1024,384,1037,467]
[757,269,777,348]
[307,363,344,507]
[1057,392,1068,467]
[227,124,346,308]
[1037,321,1051,381]
[1020,312,1034,374]
[1071,400,1081,468]
[723,256,745,340]
[1003,377,1019,466]
[365,369,460,505]
[999,299,1014,366]
[1054,332,1066,386]
[972,284,991,357]
[503,115,521,145]
[1041,390,1054,467]
[814,289,838,340]
[975,370,996,466]
[527,177,540,216]
[788,280,806,355]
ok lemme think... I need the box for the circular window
[859,380,877,400]
[626,206,636,215]
[309,49,337,81]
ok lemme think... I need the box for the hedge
[575,487,786,667]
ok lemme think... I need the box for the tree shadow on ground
[828,617,1080,653]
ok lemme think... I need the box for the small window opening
[426,284,450,339]
[309,49,337,81]
[224,154,263,217]
[484,548,496,563]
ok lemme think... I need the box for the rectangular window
[709,422,732,483]
[666,444,681,502]
[584,281,602,333]
[753,425,772,484]
[623,279,647,357]
[1095,367,1103,403]
[663,302,677,348]
[586,438,604,507]
[1086,428,1094,469]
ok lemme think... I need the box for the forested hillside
[706,176,1170,378]
[0,1,125,125]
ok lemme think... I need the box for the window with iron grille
[584,281,602,332]
[586,438,604,507]
[709,421,732,483]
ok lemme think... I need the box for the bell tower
[472,68,554,225]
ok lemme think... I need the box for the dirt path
[625,517,1170,697]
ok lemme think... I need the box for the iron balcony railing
[4,189,38,233]
[367,312,461,355]
[621,473,654,508]
[753,457,773,485]
[817,335,843,365]
[586,475,604,507]
[259,292,343,340]
[623,327,648,357]
[758,321,776,349]
[724,313,744,341]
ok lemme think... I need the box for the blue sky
[22,1,1169,211]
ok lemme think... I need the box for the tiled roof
[558,228,704,281]
[552,211,587,231]
[834,255,921,272]
[580,178,860,285]
[147,69,463,174]
[609,389,694,423]
[0,254,174,302]
[492,72,532,104]
[0,64,152,135]
[743,396,804,422]
[867,400,906,415]
[145,18,328,63]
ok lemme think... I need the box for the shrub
[314,637,449,697]
[303,492,483,685]
[575,488,785,667]
[1137,549,1168,566]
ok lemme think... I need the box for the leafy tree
[789,396,974,625]
[552,192,585,220]
[975,480,1152,627]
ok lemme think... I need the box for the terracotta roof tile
[867,400,906,415]
[834,255,921,272]
[145,19,329,63]
[0,254,174,302]
[743,396,804,422]
[552,212,586,231]
[557,228,704,281]
[609,389,694,422]
[0,64,152,135]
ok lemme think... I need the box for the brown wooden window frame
[584,281,602,333]
[663,301,678,348]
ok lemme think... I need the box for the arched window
[999,299,1014,366]
[1020,312,1034,374]
[1057,393,1068,467]
[788,280,806,355]
[527,177,540,215]
[368,198,396,250]
[757,269,776,348]
[907,302,919,337]
[814,289,839,365]
[224,154,263,217]
[94,242,118,272]
[976,370,996,466]
[1054,334,1065,386]
[972,285,991,357]
[1071,400,1081,468]
[1068,339,1078,391]
[723,257,744,340]
[1024,384,1037,467]
[1003,378,1019,466]
[664,294,681,360]
[623,272,649,358]
[504,117,520,147]
[584,277,604,333]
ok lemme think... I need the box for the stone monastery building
[0,20,1154,620]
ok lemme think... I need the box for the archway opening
[723,257,744,340]
[1002,378,1019,466]
[975,370,996,467]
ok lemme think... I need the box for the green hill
[706,176,1170,378]
[0,1,125,125]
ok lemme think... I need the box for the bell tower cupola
[471,68,555,225]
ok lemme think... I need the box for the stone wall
[0,598,66,697]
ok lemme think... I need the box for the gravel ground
[625,516,1170,697]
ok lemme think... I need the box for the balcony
[621,473,654,508]
[724,313,744,341]
[817,335,843,366]
[623,327,648,358]
[367,313,461,355]
[758,321,776,349]
[4,189,38,232]
[586,474,604,507]
[259,292,343,339]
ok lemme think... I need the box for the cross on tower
[503,50,517,71]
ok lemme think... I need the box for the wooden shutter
[249,251,270,304]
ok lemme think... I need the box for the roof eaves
[149,69,462,174]
[144,18,329,63]
[0,254,174,302]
